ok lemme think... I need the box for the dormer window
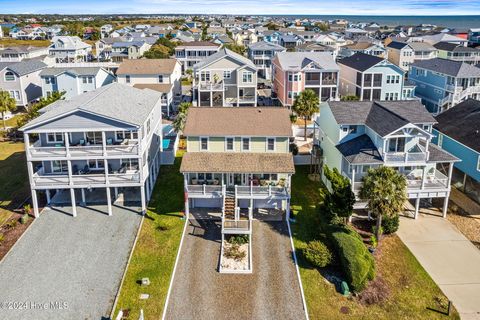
[242,71,253,83]
[158,75,163,83]
[4,71,15,81]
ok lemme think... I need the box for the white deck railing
[32,172,140,187]
[235,185,288,197]
[384,152,427,163]
[29,143,139,158]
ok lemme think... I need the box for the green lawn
[113,152,186,319]
[290,165,460,320]
[0,39,51,47]
[0,141,29,226]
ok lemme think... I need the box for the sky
[1,0,480,15]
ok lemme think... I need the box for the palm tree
[172,102,192,133]
[0,90,16,130]
[292,89,319,141]
[359,166,407,241]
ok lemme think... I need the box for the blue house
[469,28,480,46]
[432,99,480,202]
[409,58,480,114]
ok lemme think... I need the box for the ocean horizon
[266,15,480,29]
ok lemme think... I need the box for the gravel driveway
[165,216,306,320]
[0,204,141,320]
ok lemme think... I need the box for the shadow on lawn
[0,150,29,214]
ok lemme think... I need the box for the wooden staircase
[224,191,236,220]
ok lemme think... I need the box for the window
[88,159,105,169]
[116,130,138,141]
[422,125,430,131]
[86,131,103,145]
[350,125,358,134]
[242,138,250,151]
[82,76,87,84]
[288,91,299,99]
[45,77,56,85]
[51,160,67,173]
[47,132,64,143]
[4,71,15,81]
[200,137,208,151]
[388,137,405,152]
[158,75,163,83]
[342,126,349,132]
[9,90,20,101]
[200,71,210,82]
[242,71,253,83]
[438,133,443,147]
[267,138,275,151]
[223,70,231,79]
[288,74,301,82]
[477,155,480,171]
[121,158,139,170]
[225,137,234,151]
[386,75,391,84]
[125,75,131,83]
[146,119,151,135]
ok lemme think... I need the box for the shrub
[224,244,246,261]
[23,204,31,215]
[0,233,4,243]
[382,214,400,234]
[289,143,299,155]
[5,219,17,229]
[331,231,375,292]
[228,235,248,245]
[20,213,29,225]
[302,240,332,268]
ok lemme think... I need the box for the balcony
[32,171,141,188]
[384,152,427,163]
[186,184,224,198]
[29,141,139,159]
[198,82,224,91]
[235,185,289,198]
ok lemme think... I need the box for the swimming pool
[163,138,171,150]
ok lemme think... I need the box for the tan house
[180,107,294,226]
[117,59,182,116]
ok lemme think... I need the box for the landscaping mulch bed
[0,212,34,261]
[447,210,480,250]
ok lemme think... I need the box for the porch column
[102,131,107,156]
[210,90,213,107]
[64,132,70,156]
[442,195,449,218]
[237,86,240,107]
[254,84,258,107]
[81,188,86,206]
[414,197,420,219]
[114,187,118,199]
[24,133,31,159]
[104,159,109,185]
[351,166,356,193]
[421,166,427,190]
[286,198,291,221]
[184,196,190,219]
[106,187,112,216]
[46,189,51,205]
[67,160,73,186]
[70,188,77,217]
[140,185,146,214]
[447,162,454,188]
[31,189,39,218]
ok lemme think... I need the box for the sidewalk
[398,213,480,320]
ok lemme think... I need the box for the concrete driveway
[398,214,480,320]
[164,213,306,320]
[0,204,141,320]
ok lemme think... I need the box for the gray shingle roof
[426,143,460,163]
[21,83,161,131]
[338,52,384,72]
[386,41,409,50]
[328,100,436,136]
[248,41,285,51]
[274,52,339,71]
[4,60,47,76]
[40,67,103,77]
[412,58,480,78]
[336,134,383,164]
[434,99,480,152]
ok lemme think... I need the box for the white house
[49,36,92,63]
[20,83,165,217]
[40,67,116,99]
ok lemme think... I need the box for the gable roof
[412,58,480,78]
[338,52,385,72]
[328,100,436,136]
[248,41,285,51]
[4,59,47,76]
[39,67,104,77]
[117,59,178,75]
[175,41,219,48]
[337,134,383,164]
[433,41,480,53]
[434,99,480,152]
[183,107,292,137]
[193,48,256,71]
[21,83,161,131]
[274,52,338,72]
